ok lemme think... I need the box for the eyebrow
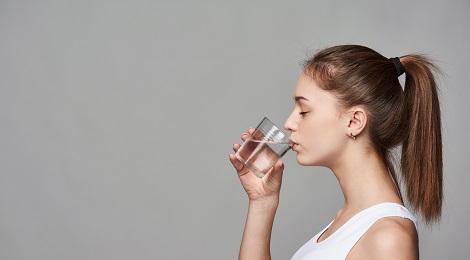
[294,96,309,102]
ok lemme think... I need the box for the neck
[330,145,402,213]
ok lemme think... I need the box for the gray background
[1,0,469,259]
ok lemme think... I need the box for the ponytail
[401,54,443,224]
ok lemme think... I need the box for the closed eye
[299,111,309,116]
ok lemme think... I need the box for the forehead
[294,73,336,104]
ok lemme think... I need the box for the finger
[273,160,284,173]
[262,159,284,191]
[241,133,249,142]
[267,159,284,179]
[241,127,256,142]
[229,153,247,172]
[232,143,241,153]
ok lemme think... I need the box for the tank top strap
[333,203,417,258]
[291,203,418,260]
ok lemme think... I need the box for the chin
[296,154,325,166]
[295,154,318,166]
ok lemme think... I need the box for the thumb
[263,160,284,193]
[271,160,284,177]
[267,159,284,180]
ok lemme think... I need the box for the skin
[229,72,418,260]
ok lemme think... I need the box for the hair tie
[390,57,405,77]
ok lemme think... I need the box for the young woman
[228,45,442,260]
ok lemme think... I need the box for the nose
[284,113,297,132]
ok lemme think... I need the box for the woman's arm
[229,128,285,260]
[239,197,279,260]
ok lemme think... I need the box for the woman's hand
[229,128,285,203]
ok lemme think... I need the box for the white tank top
[291,203,417,260]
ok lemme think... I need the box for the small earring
[350,133,356,140]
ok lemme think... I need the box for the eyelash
[299,111,309,116]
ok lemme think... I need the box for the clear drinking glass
[235,117,292,178]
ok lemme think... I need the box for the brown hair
[303,45,443,224]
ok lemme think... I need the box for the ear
[346,107,367,138]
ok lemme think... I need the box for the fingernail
[280,161,284,169]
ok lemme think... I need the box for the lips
[292,143,299,151]
[288,138,299,151]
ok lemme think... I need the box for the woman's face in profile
[284,73,350,168]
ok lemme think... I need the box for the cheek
[298,118,345,166]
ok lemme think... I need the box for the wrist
[248,196,279,210]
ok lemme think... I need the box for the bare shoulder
[347,217,419,260]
